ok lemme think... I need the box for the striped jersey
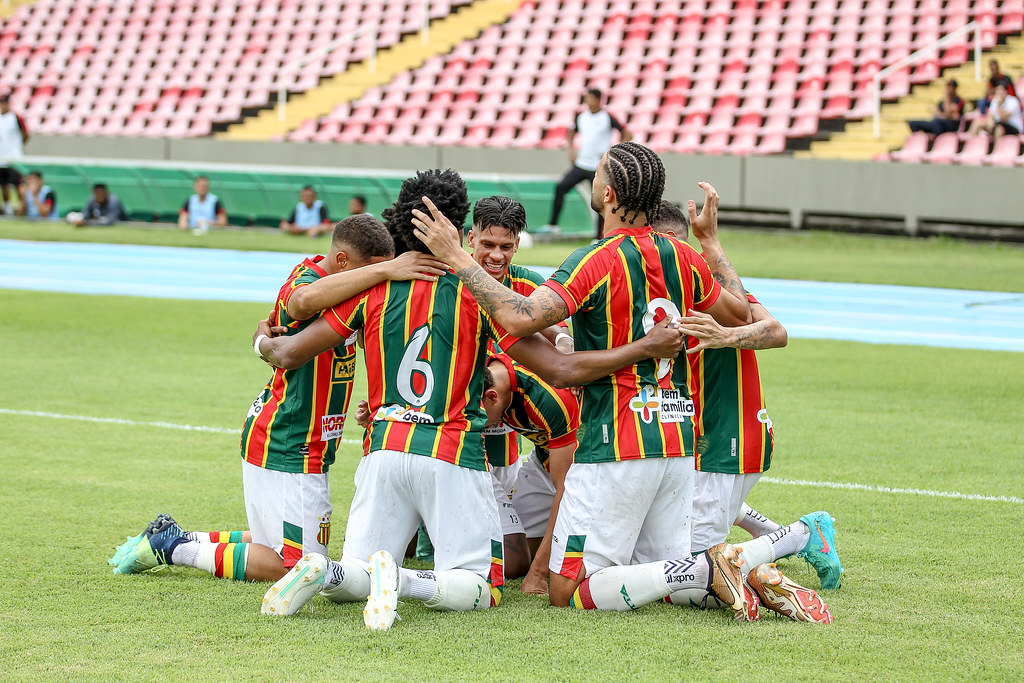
[485,354,580,470]
[324,270,518,471]
[689,293,773,474]
[545,225,720,464]
[240,257,357,474]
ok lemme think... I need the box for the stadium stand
[0,0,1021,163]
[8,159,595,229]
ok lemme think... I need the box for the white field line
[3,408,1021,505]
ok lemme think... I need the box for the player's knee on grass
[243,543,289,582]
[423,569,494,611]
[503,533,531,580]
[549,568,585,608]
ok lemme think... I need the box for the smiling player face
[468,224,519,281]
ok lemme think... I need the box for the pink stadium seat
[890,132,930,163]
[953,135,991,165]
[920,132,959,164]
[987,136,1021,167]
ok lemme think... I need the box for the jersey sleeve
[324,291,368,338]
[43,189,55,208]
[544,243,607,316]
[280,268,319,310]
[609,114,624,132]
[319,205,329,222]
[215,200,225,215]
[286,208,297,223]
[16,115,28,136]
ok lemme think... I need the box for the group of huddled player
[109,142,842,628]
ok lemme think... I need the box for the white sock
[735,504,782,538]
[170,540,201,567]
[422,569,492,611]
[736,521,810,573]
[399,568,439,601]
[576,558,709,611]
[320,558,371,603]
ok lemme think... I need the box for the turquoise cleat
[108,514,177,571]
[797,511,843,590]
[112,521,185,575]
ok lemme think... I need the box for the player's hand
[677,308,734,353]
[253,317,287,345]
[642,317,686,358]
[354,399,370,428]
[386,250,448,282]
[411,196,463,263]
[687,181,720,244]
[520,571,548,596]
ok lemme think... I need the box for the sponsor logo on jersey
[317,514,331,547]
[757,408,773,431]
[246,393,265,420]
[374,404,436,424]
[482,422,515,435]
[628,385,694,424]
[332,356,356,383]
[321,413,346,440]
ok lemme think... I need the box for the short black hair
[381,169,470,255]
[473,195,527,238]
[27,170,42,179]
[332,214,394,260]
[93,183,108,191]
[652,200,688,238]
[483,366,495,393]
[587,88,603,101]
[195,175,209,182]
[602,142,666,225]
[351,195,367,205]
[301,185,315,192]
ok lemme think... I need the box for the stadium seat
[952,135,990,165]
[987,135,1021,167]
[890,132,930,163]
[921,132,959,165]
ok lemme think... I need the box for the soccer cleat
[748,563,833,624]
[108,513,177,568]
[262,553,328,616]
[111,522,185,574]
[363,550,400,631]
[797,511,843,589]
[706,543,758,621]
[736,578,762,622]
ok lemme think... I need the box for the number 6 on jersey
[397,325,434,406]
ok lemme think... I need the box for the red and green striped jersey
[689,293,773,474]
[490,263,566,355]
[324,270,518,471]
[486,354,580,470]
[545,226,720,464]
[240,257,357,474]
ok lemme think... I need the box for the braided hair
[602,142,666,226]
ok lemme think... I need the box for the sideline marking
[3,408,1020,505]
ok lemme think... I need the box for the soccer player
[256,169,689,629]
[481,353,580,595]
[413,141,761,617]
[657,195,837,622]
[109,215,445,582]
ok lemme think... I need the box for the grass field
[3,218,1024,292]
[2,276,1023,679]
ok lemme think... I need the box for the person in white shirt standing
[543,88,630,239]
[0,93,30,215]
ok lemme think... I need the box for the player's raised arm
[287,250,446,321]
[680,302,787,354]
[412,198,569,337]
[686,182,752,325]
[503,318,686,389]
[255,316,346,370]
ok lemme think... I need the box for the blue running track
[2,239,1022,352]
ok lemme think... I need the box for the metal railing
[873,21,982,138]
[276,1,433,123]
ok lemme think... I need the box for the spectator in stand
[67,183,127,227]
[17,170,58,221]
[280,186,332,236]
[542,88,631,239]
[907,79,964,136]
[968,83,1023,142]
[976,60,1016,115]
[178,175,227,230]
[349,195,374,217]
[0,93,29,215]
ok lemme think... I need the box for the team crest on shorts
[317,515,331,547]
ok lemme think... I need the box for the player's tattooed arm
[256,315,346,370]
[686,181,752,324]
[678,303,787,354]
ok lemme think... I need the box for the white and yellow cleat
[747,563,834,624]
[363,550,400,631]
[261,553,328,616]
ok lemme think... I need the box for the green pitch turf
[3,218,1023,291]
[1,289,1022,680]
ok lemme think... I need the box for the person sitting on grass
[280,186,332,237]
[178,175,227,231]
[67,184,127,227]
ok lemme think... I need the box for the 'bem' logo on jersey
[317,514,331,547]
[321,414,346,440]
[374,404,435,424]
[629,386,693,424]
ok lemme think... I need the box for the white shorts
[241,460,332,568]
[490,460,524,537]
[511,452,556,539]
[342,450,503,586]
[549,457,694,580]
[690,471,762,553]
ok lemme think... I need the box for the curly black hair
[332,214,394,260]
[603,141,666,226]
[381,169,470,255]
[652,200,688,239]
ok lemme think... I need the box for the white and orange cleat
[747,563,833,624]
[363,550,400,631]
